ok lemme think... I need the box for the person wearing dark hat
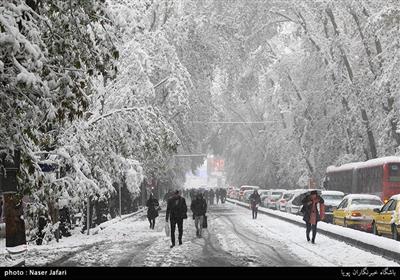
[166,190,188,248]
[301,190,325,244]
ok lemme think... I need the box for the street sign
[38,162,58,172]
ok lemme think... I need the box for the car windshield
[283,193,293,199]
[322,195,343,200]
[272,192,283,196]
[352,199,382,206]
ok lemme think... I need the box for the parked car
[230,187,240,200]
[263,189,286,209]
[372,194,400,240]
[279,190,295,212]
[258,189,269,197]
[286,189,319,215]
[238,185,260,201]
[321,190,345,223]
[227,186,235,198]
[242,190,254,203]
[333,194,383,232]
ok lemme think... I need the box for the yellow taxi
[333,194,383,232]
[372,194,400,240]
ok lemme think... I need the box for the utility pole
[119,184,122,218]
[86,197,90,235]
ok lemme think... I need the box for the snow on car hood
[348,204,381,211]
[324,200,342,207]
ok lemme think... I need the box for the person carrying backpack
[166,190,188,248]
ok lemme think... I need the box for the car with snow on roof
[286,189,320,215]
[321,190,345,223]
[242,190,255,203]
[263,189,286,210]
[372,194,400,240]
[333,194,383,232]
[229,187,240,200]
[238,185,260,201]
[278,190,295,212]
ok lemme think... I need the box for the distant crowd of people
[185,188,227,204]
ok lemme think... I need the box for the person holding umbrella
[301,190,325,244]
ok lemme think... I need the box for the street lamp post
[86,197,90,235]
[119,184,122,218]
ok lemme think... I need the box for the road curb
[97,207,146,231]
[226,198,400,263]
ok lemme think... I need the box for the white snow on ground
[214,228,262,266]
[223,204,398,266]
[0,209,150,266]
[1,202,399,266]
[228,198,400,256]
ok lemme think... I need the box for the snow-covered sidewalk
[227,198,400,261]
[0,209,149,267]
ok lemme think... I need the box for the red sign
[214,159,224,172]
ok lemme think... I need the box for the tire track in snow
[221,215,294,265]
[250,218,337,266]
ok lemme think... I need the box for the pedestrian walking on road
[221,188,227,203]
[190,189,195,202]
[191,193,207,238]
[301,190,325,244]
[146,193,160,229]
[216,189,220,204]
[249,190,261,219]
[209,189,215,205]
[166,190,188,248]
[204,190,209,204]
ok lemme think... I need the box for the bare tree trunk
[4,194,26,247]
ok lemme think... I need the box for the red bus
[325,156,400,203]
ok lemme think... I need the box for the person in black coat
[166,190,187,248]
[190,193,207,238]
[221,188,227,203]
[163,190,174,202]
[249,190,261,219]
[301,190,325,244]
[209,189,215,205]
[146,193,160,229]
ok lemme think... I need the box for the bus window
[389,163,400,182]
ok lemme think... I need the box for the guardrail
[226,198,400,262]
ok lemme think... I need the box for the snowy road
[15,203,400,267]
